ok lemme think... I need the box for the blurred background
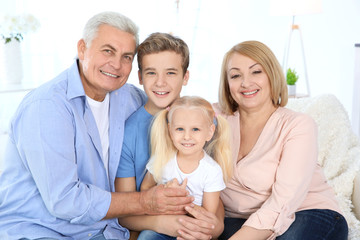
[0,0,359,168]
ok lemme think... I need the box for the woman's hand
[176,206,224,240]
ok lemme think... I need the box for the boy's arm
[140,171,157,191]
[115,177,136,192]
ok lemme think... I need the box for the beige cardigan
[213,104,341,238]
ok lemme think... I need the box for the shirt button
[88,233,92,237]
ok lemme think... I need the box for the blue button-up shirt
[0,61,146,239]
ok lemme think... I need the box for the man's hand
[140,184,194,215]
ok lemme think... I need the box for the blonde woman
[139,96,233,240]
[216,40,348,240]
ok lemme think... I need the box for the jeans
[219,209,348,240]
[137,230,176,240]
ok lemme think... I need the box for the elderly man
[0,11,193,240]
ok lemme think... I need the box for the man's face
[77,24,136,101]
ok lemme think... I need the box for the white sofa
[287,94,360,239]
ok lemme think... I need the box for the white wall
[1,0,359,120]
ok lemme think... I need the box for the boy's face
[140,51,189,115]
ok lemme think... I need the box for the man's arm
[104,184,194,219]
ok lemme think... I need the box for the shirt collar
[67,59,86,100]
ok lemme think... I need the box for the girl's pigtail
[150,109,176,183]
[205,114,233,182]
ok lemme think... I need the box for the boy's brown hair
[137,32,190,76]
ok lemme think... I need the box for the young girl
[138,96,233,240]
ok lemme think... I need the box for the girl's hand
[165,178,188,190]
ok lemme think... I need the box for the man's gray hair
[82,11,139,48]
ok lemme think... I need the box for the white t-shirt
[86,93,110,178]
[146,151,226,206]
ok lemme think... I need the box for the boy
[115,32,189,238]
[115,32,190,193]
[115,33,224,240]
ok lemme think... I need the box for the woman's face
[226,53,273,112]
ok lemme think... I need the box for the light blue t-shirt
[0,60,146,240]
[116,106,153,191]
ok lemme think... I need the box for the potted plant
[286,68,299,96]
[0,14,40,84]
[0,14,40,44]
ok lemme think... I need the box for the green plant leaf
[286,68,299,85]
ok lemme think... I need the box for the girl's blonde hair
[218,40,288,115]
[150,96,233,183]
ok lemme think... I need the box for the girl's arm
[202,191,220,214]
[140,171,157,191]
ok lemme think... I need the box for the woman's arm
[228,226,273,240]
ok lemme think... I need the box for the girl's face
[227,53,273,113]
[168,108,215,159]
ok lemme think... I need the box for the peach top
[214,105,341,238]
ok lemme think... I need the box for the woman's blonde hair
[218,40,288,115]
[150,96,233,183]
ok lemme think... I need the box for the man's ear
[182,70,190,86]
[77,39,86,60]
[138,70,143,85]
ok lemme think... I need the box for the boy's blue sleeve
[116,123,136,178]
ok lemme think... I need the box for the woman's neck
[239,102,278,127]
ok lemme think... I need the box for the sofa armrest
[353,171,360,220]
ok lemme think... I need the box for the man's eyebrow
[123,50,135,56]
[102,44,116,52]
[101,44,135,55]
